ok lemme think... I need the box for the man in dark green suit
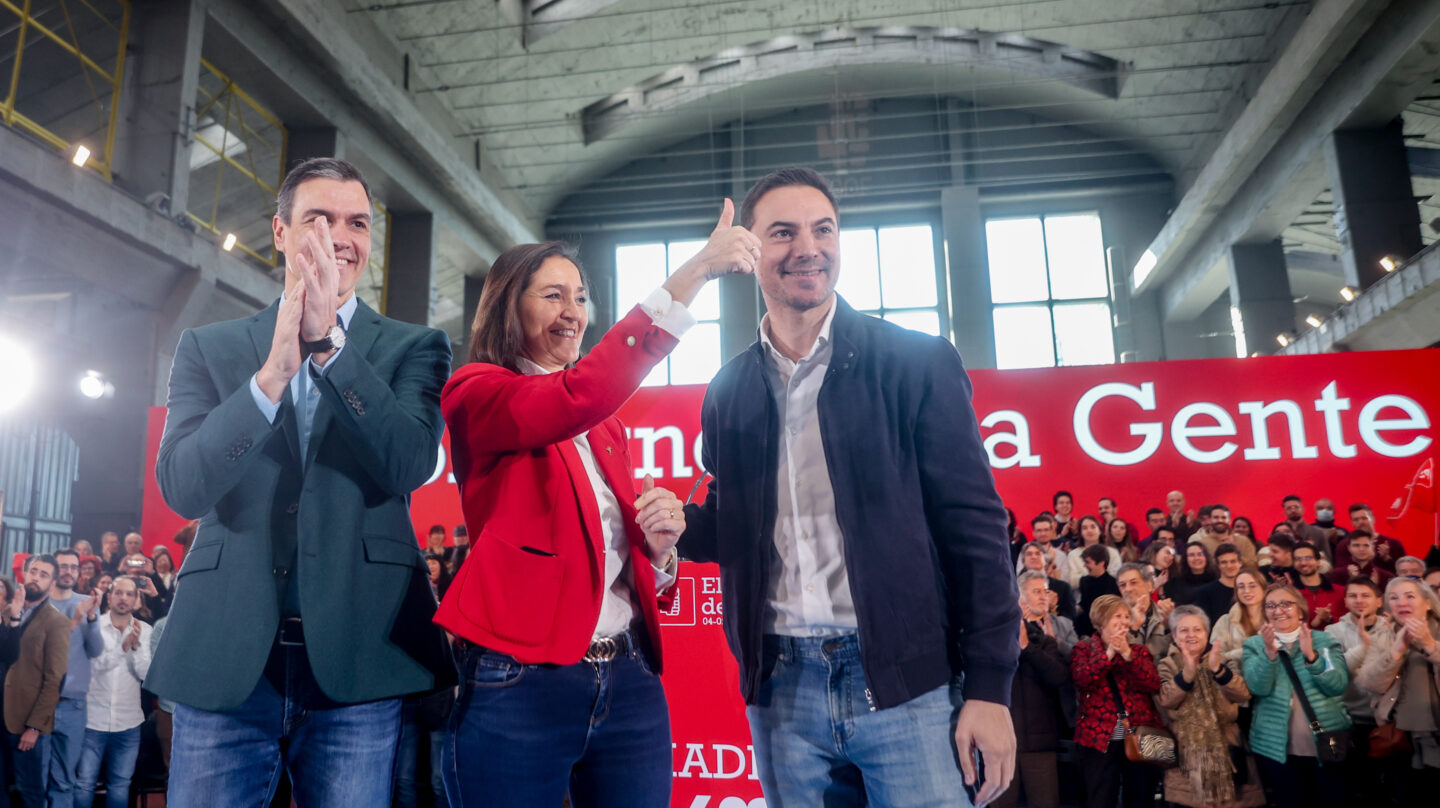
[149,158,454,807]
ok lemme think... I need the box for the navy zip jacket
[679,296,1021,709]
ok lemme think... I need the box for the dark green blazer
[146,298,455,711]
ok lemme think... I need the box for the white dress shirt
[85,614,152,732]
[758,298,857,636]
[520,287,689,639]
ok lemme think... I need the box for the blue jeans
[746,633,971,808]
[167,642,403,808]
[9,731,51,808]
[48,697,86,808]
[442,640,671,807]
[393,707,448,808]
[72,726,140,808]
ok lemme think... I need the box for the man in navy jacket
[679,168,1019,807]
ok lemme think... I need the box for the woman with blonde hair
[1355,575,1440,800]
[1212,567,1267,664]
[1157,605,1264,807]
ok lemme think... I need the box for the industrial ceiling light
[72,145,90,167]
[1339,286,1357,302]
[0,337,36,414]
[1305,314,1323,328]
[222,233,237,252]
[1379,255,1401,273]
[1275,333,1292,348]
[78,370,114,400]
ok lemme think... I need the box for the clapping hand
[1261,623,1279,660]
[121,619,141,653]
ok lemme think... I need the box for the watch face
[330,325,347,349]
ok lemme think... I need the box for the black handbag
[1277,649,1352,764]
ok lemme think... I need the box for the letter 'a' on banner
[140,347,1440,808]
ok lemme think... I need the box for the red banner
[141,349,1439,807]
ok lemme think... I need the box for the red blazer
[433,307,679,668]
[1070,636,1163,752]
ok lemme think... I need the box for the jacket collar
[749,294,860,371]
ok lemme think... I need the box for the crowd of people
[0,536,172,808]
[1004,490,1440,808]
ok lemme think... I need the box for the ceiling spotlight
[1339,286,1357,302]
[78,370,114,400]
[1379,255,1400,273]
[72,145,90,167]
[1305,314,1323,328]
[0,337,36,414]
[1276,333,1292,348]
[222,233,237,252]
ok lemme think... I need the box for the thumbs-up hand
[661,198,763,307]
[634,473,685,566]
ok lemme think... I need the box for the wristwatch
[303,324,347,353]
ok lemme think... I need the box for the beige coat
[1355,616,1440,724]
[1156,650,1265,807]
[1211,603,1262,665]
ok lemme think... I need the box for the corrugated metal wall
[0,422,80,570]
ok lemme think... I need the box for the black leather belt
[277,617,305,646]
[583,630,634,663]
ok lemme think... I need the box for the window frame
[613,236,724,387]
[836,209,951,341]
[984,209,1116,369]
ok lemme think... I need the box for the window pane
[985,218,1049,304]
[883,309,941,337]
[668,322,721,385]
[993,305,1056,369]
[837,229,881,310]
[616,244,667,311]
[1044,213,1109,300]
[1053,302,1115,366]
[638,359,668,388]
[877,225,937,308]
[667,240,718,321]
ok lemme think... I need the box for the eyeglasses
[1264,601,1299,612]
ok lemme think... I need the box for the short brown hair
[1090,594,1128,632]
[738,167,838,230]
[275,157,371,223]
[466,242,585,372]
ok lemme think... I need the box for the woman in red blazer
[435,209,757,808]
[1070,594,1164,808]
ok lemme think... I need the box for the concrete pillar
[113,0,206,217]
[286,127,346,167]
[385,212,436,325]
[1325,118,1422,290]
[721,124,761,360]
[1228,240,1295,355]
[940,186,996,369]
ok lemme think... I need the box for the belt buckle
[278,618,304,647]
[584,635,619,662]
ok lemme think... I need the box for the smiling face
[1386,580,1433,623]
[1117,569,1152,604]
[1348,534,1374,564]
[1216,552,1241,580]
[273,177,371,302]
[1185,544,1208,574]
[1153,545,1175,571]
[1264,592,1303,632]
[1020,576,1050,618]
[1173,614,1208,655]
[750,185,839,314]
[1103,608,1131,640]
[518,255,587,372]
[1235,571,1265,607]
[1021,545,1046,572]
[1080,518,1102,545]
[1293,547,1319,577]
[1055,495,1073,518]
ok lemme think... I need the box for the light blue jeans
[48,697,86,808]
[72,726,140,808]
[746,633,972,808]
[167,643,402,808]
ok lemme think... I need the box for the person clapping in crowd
[995,572,1076,808]
[1291,543,1343,628]
[1241,583,1350,808]
[1071,595,1163,808]
[1117,563,1172,660]
[73,576,151,808]
[1355,576,1440,800]
[1156,605,1264,808]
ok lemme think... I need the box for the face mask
[1316,509,1334,521]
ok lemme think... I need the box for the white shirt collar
[518,356,553,376]
[759,294,839,363]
